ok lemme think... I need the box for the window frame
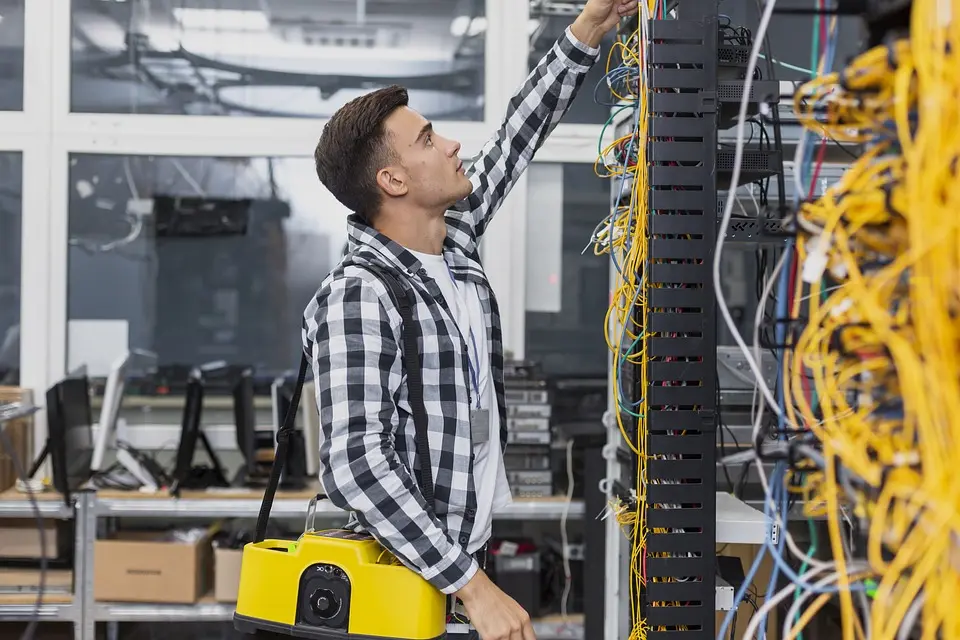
[7,0,608,452]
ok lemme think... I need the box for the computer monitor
[232,368,258,484]
[90,349,160,488]
[269,376,308,490]
[271,377,293,436]
[169,368,228,497]
[60,377,94,492]
[90,353,127,472]
[30,375,93,504]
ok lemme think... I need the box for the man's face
[380,106,472,211]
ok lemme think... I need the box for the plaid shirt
[303,26,600,595]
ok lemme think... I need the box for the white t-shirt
[409,250,513,552]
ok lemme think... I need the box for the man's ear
[376,166,408,198]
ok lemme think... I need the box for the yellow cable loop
[784,0,960,636]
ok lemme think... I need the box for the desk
[95,483,326,519]
[90,396,272,411]
[0,592,75,622]
[94,593,586,639]
[0,491,86,636]
[90,490,586,640]
[0,484,760,640]
[0,489,73,519]
[94,486,586,520]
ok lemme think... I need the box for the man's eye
[426,135,433,145]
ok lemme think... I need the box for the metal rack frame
[604,3,731,638]
[642,4,720,638]
[0,492,589,640]
[0,494,83,636]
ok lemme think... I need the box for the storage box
[213,546,243,602]
[0,519,59,558]
[0,387,33,493]
[0,568,73,593]
[94,527,215,604]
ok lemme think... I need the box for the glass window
[0,0,24,111]
[0,152,22,385]
[70,0,486,121]
[524,163,609,377]
[529,6,618,125]
[67,154,349,383]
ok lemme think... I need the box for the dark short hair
[314,85,409,222]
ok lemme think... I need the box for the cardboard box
[213,546,244,602]
[0,387,34,493]
[0,568,73,592]
[94,527,215,604]
[716,544,777,639]
[0,519,59,558]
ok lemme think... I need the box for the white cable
[719,0,832,582]
[751,248,787,443]
[746,249,832,569]
[123,157,139,201]
[782,514,871,640]
[745,564,865,639]
[171,159,207,197]
[712,0,786,422]
[897,593,925,640]
[780,564,853,639]
[792,121,809,200]
[560,438,575,619]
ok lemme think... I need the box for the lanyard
[446,264,482,409]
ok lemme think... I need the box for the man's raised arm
[453,5,639,238]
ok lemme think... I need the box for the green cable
[792,516,819,640]
[758,54,816,76]
[617,331,645,418]
[792,18,823,639]
[600,104,635,157]
[810,11,821,81]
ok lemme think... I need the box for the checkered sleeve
[304,272,479,595]
[452,25,601,238]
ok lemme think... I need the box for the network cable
[592,2,658,637]
[712,0,960,637]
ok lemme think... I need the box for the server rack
[607,2,722,638]
[644,4,719,637]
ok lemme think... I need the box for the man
[303,2,636,638]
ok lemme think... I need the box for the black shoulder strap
[254,265,434,543]
[359,264,436,508]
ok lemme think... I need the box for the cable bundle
[592,2,661,638]
[783,0,960,637]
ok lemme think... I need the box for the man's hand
[456,569,536,640]
[572,0,641,47]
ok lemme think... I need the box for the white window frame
[7,0,608,451]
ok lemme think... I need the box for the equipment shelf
[93,597,587,639]
[0,491,591,639]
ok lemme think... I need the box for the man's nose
[449,139,461,157]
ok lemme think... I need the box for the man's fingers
[521,619,538,640]
[620,0,640,13]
